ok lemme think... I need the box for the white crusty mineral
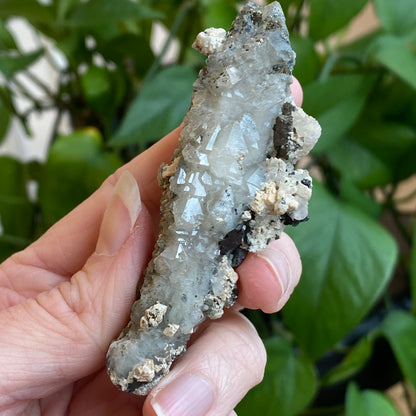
[106,1,321,395]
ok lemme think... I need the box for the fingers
[95,171,142,256]
[292,76,303,106]
[142,311,266,416]
[0,172,154,401]
[236,233,302,313]
[59,369,145,415]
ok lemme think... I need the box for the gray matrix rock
[106,1,321,395]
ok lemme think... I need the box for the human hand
[0,79,303,416]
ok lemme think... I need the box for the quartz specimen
[106,1,321,395]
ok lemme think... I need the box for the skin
[0,79,303,416]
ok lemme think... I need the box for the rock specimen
[106,1,321,395]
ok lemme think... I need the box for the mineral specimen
[106,1,321,395]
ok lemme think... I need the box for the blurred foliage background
[0,0,416,414]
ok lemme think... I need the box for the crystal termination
[106,1,321,395]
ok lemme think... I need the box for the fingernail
[151,374,214,416]
[257,245,294,311]
[96,171,142,255]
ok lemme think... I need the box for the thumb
[0,171,153,403]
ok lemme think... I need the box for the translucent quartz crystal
[106,1,321,395]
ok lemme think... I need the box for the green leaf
[55,0,79,21]
[38,129,122,229]
[0,49,43,79]
[303,75,373,152]
[0,20,17,49]
[0,93,10,142]
[346,383,400,416]
[309,0,367,41]
[348,121,416,182]
[236,338,317,416]
[110,65,196,147]
[328,138,392,188]
[202,1,237,29]
[80,64,114,114]
[373,35,416,90]
[0,0,54,23]
[339,179,382,219]
[0,85,18,118]
[0,157,34,247]
[374,0,416,37]
[97,34,154,77]
[0,156,27,198]
[283,183,398,360]
[291,35,320,85]
[278,0,304,21]
[394,142,416,181]
[0,196,33,244]
[338,29,384,64]
[321,335,374,386]
[66,0,163,26]
[350,121,416,162]
[382,311,416,390]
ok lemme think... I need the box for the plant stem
[10,77,44,108]
[144,0,194,82]
[49,108,63,144]
[289,0,306,33]
[317,154,341,196]
[24,70,56,99]
[319,52,338,81]
[22,103,55,119]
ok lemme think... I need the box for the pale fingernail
[95,171,141,256]
[151,374,214,416]
[257,245,295,311]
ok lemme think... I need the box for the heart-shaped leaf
[283,183,398,359]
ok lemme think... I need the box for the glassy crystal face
[106,1,321,396]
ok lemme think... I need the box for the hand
[0,79,303,416]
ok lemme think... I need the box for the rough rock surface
[106,1,321,395]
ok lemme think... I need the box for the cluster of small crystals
[106,1,321,396]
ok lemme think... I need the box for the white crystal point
[291,106,322,160]
[106,1,321,396]
[192,27,227,56]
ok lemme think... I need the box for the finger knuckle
[215,313,267,386]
